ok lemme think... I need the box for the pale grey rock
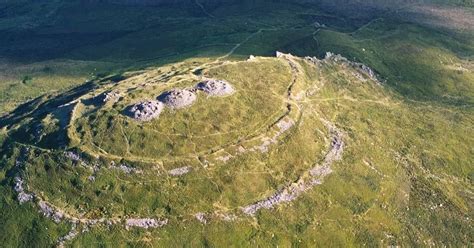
[196,79,235,96]
[57,223,79,248]
[101,91,121,103]
[195,212,208,224]
[125,218,168,229]
[168,166,192,176]
[14,177,33,204]
[110,163,143,174]
[242,121,344,216]
[64,151,81,162]
[126,100,164,121]
[38,201,64,223]
[158,88,197,109]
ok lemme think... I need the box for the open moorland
[0,0,473,247]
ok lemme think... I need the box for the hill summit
[1,51,472,246]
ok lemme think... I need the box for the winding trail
[194,54,345,218]
[195,0,214,18]
[218,28,276,60]
[207,56,343,217]
[310,4,420,46]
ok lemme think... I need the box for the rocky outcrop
[98,91,121,104]
[64,151,81,162]
[38,201,65,223]
[324,52,380,82]
[14,177,34,204]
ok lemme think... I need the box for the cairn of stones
[195,79,235,96]
[126,100,164,121]
[158,88,197,109]
[125,78,235,122]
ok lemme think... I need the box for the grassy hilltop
[0,0,473,247]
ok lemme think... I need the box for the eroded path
[194,0,214,18]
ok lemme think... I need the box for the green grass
[0,1,319,116]
[0,146,71,247]
[313,19,474,105]
[0,1,473,247]
[1,53,472,246]
[71,59,291,161]
[1,1,472,115]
